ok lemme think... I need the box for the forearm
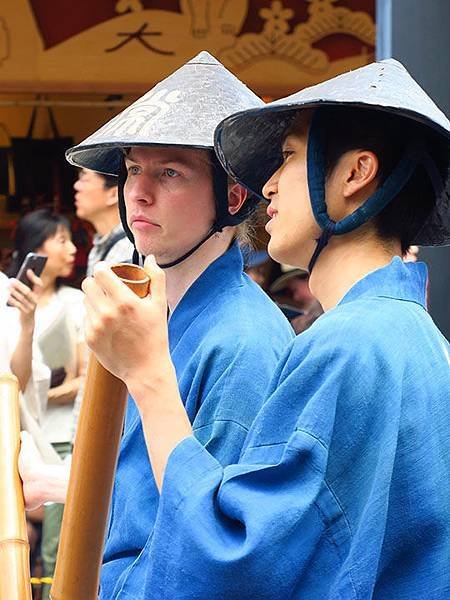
[23,463,70,510]
[48,375,82,405]
[129,359,193,491]
[10,324,34,392]
[41,464,70,504]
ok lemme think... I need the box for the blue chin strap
[306,109,445,272]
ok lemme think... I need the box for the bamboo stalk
[51,264,150,600]
[0,373,32,600]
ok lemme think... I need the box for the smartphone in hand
[15,252,48,287]
[6,252,47,306]
[6,252,48,306]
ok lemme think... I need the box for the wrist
[20,319,35,336]
[127,360,178,412]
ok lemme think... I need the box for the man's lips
[266,205,277,219]
[130,216,161,230]
[266,204,278,219]
[265,205,277,233]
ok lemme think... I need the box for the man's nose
[126,175,155,204]
[262,169,279,200]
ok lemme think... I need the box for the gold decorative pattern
[0,0,375,93]
[296,0,375,45]
[220,0,375,74]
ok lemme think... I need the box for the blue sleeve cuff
[161,436,223,508]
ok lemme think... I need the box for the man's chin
[268,239,308,272]
[135,245,161,261]
[267,238,284,264]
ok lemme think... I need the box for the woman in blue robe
[84,59,450,598]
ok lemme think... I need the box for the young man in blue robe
[19,53,294,599]
[84,59,450,598]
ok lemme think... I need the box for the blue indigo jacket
[100,243,294,599]
[143,257,450,599]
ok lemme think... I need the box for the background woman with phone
[1,260,49,576]
[7,207,86,598]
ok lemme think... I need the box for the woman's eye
[164,168,178,178]
[282,150,294,162]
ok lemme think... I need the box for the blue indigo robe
[100,242,294,599]
[143,257,450,599]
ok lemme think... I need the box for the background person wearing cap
[243,247,270,288]
[269,264,323,333]
[19,52,294,599]
[77,59,449,598]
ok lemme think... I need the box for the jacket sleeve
[144,431,332,600]
[144,317,399,599]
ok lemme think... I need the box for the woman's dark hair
[317,106,448,253]
[7,208,71,278]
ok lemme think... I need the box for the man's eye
[282,150,294,162]
[127,165,140,175]
[164,168,178,178]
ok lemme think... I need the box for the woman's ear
[343,150,379,198]
[228,183,247,215]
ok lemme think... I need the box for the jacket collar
[168,242,244,350]
[339,256,428,309]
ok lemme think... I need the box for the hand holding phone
[15,253,48,288]
[6,253,47,308]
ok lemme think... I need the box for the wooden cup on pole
[0,373,32,600]
[51,264,150,600]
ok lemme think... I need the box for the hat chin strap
[307,223,335,273]
[305,109,445,273]
[155,223,223,269]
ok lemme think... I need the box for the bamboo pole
[51,264,150,600]
[0,373,32,600]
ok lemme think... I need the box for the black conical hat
[215,59,450,246]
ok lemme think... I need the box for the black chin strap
[157,224,223,269]
[132,223,225,269]
[307,222,336,273]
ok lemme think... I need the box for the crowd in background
[0,168,421,599]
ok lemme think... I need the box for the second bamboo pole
[0,373,32,600]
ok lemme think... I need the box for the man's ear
[342,150,379,199]
[105,187,119,207]
[228,183,247,216]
